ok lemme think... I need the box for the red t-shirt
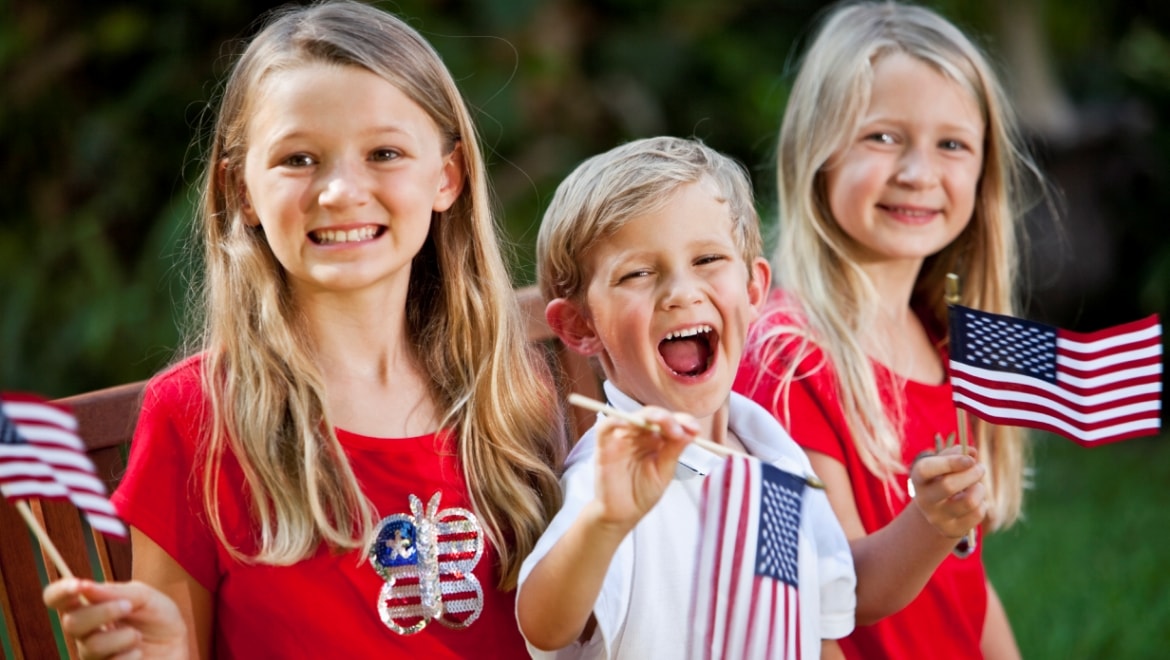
[734,292,987,659]
[113,355,529,659]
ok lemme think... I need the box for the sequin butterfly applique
[368,491,485,635]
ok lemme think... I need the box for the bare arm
[808,446,987,624]
[821,638,846,660]
[981,580,1021,659]
[132,527,214,660]
[517,408,696,650]
[516,498,631,650]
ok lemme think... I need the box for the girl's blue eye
[867,132,895,144]
[940,139,965,151]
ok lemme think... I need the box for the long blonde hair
[192,0,564,587]
[757,1,1043,529]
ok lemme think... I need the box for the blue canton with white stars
[755,464,803,588]
[0,408,19,445]
[950,306,1058,383]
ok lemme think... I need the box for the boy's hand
[909,445,987,539]
[43,578,187,660]
[589,406,699,533]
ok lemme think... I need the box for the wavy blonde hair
[538,136,764,304]
[755,1,1045,530]
[191,0,564,587]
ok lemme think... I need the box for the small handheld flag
[689,454,805,659]
[947,305,1163,445]
[0,393,127,538]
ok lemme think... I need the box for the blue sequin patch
[374,519,418,568]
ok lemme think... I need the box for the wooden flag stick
[567,392,826,489]
[945,273,976,556]
[15,500,74,579]
[567,393,739,458]
[945,273,970,457]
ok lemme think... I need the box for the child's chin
[664,364,730,400]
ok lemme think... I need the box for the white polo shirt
[518,382,855,659]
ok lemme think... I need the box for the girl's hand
[43,578,187,660]
[590,406,699,533]
[909,445,987,539]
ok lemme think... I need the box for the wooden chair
[0,284,600,659]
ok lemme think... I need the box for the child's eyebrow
[858,115,982,135]
[601,249,651,268]
[264,123,416,145]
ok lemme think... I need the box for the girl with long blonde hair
[736,2,1044,658]
[45,2,565,657]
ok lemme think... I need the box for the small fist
[909,444,987,539]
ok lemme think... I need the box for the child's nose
[660,272,704,309]
[318,161,371,207]
[894,146,939,189]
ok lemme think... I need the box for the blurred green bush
[4,0,1167,396]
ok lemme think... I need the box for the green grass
[984,431,1170,657]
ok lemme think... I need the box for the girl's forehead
[871,49,984,113]
[866,53,982,122]
[255,61,368,96]
[244,63,436,140]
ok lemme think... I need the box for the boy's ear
[546,297,603,356]
[747,257,772,317]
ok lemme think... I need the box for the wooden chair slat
[59,382,144,453]
[0,499,58,659]
[34,500,95,585]
[94,529,134,584]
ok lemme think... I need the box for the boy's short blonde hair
[537,136,763,303]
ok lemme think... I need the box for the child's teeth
[315,227,377,244]
[665,325,712,340]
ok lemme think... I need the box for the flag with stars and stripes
[948,304,1163,446]
[689,454,804,659]
[0,392,127,538]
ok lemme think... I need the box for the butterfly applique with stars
[368,491,485,634]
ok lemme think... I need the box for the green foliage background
[4,0,1169,395]
[2,0,1168,655]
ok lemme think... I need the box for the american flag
[689,455,804,660]
[0,392,127,538]
[948,305,1163,446]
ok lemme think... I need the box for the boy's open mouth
[659,325,716,377]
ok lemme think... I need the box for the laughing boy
[515,137,856,659]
